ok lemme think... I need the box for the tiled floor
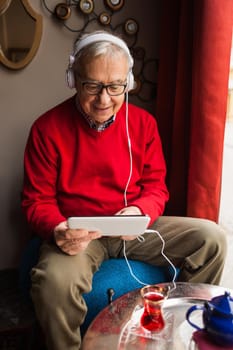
[219,121,233,290]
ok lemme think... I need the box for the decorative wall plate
[124,18,138,35]
[79,0,94,14]
[104,0,124,11]
[54,3,71,20]
[99,11,111,25]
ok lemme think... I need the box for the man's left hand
[115,206,142,241]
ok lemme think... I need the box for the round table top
[82,282,232,350]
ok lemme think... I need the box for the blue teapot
[186,291,233,346]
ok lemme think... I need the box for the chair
[19,237,177,335]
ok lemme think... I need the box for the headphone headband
[72,32,133,67]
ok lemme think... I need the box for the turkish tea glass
[140,285,170,332]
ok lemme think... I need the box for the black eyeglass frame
[80,80,128,96]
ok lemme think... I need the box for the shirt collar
[75,97,116,132]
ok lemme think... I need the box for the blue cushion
[19,237,178,334]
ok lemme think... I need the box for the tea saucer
[118,305,175,349]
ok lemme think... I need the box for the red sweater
[22,96,169,239]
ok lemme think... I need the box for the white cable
[123,92,132,207]
[122,93,176,291]
[146,229,177,291]
[123,229,177,291]
[123,241,148,286]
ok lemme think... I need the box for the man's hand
[115,206,143,241]
[54,221,102,255]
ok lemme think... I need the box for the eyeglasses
[80,80,127,96]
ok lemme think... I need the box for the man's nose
[98,87,111,101]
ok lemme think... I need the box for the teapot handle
[186,305,205,330]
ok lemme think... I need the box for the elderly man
[22,30,226,350]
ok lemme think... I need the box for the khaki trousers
[30,216,227,350]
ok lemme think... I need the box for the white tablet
[67,215,151,236]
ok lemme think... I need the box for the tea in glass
[140,285,169,332]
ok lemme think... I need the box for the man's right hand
[54,221,102,256]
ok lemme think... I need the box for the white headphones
[66,32,135,91]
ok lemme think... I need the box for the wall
[0,0,160,269]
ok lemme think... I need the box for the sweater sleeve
[22,121,66,239]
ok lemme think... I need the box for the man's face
[75,54,129,124]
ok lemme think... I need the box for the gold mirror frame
[0,0,42,70]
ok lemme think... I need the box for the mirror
[0,0,42,69]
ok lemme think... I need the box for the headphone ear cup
[66,68,75,89]
[126,71,135,92]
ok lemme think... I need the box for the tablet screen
[67,215,150,236]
